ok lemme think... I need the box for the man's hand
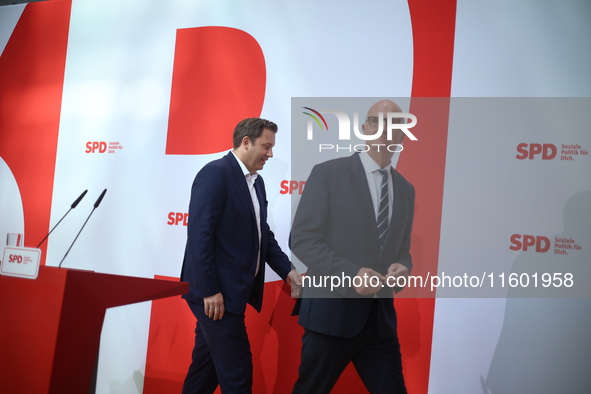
[354,268,386,295]
[386,263,409,290]
[286,269,303,298]
[203,292,225,321]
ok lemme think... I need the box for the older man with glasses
[291,100,415,394]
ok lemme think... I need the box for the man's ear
[241,136,251,149]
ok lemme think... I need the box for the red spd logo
[515,143,557,160]
[509,234,550,253]
[85,141,107,153]
[280,180,306,195]
[8,254,24,264]
[168,212,188,226]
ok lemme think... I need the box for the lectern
[0,265,188,393]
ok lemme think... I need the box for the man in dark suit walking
[181,117,301,394]
[291,100,415,393]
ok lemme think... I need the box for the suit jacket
[291,152,415,338]
[181,151,292,315]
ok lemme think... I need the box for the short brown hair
[232,118,278,149]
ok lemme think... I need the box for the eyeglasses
[366,116,405,127]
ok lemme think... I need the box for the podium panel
[0,266,188,394]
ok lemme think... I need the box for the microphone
[94,188,107,208]
[36,190,88,248]
[58,189,107,268]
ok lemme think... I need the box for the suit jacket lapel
[383,168,403,249]
[225,152,256,220]
[254,177,266,225]
[254,178,267,256]
[349,153,379,238]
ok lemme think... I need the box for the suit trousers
[292,301,407,394]
[182,300,252,394]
